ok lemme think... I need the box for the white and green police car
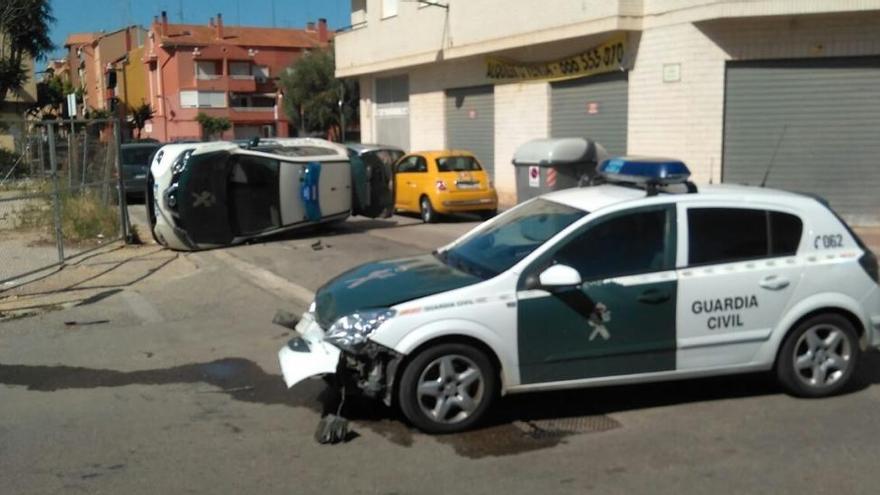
[279,157,880,433]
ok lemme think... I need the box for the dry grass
[16,186,120,244]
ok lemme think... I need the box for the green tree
[278,50,358,139]
[196,112,231,140]
[0,0,54,107]
[30,72,72,117]
[128,102,155,139]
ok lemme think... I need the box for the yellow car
[394,150,498,223]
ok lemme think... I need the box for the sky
[48,0,350,59]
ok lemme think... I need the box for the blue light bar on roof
[598,156,691,185]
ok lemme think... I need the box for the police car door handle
[759,275,790,291]
[637,289,670,304]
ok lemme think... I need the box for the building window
[252,65,270,82]
[230,93,275,110]
[351,0,367,26]
[382,0,398,19]
[180,90,227,108]
[229,62,253,79]
[195,61,220,79]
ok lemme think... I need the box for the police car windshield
[438,199,586,279]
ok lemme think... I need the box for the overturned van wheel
[776,313,860,398]
[398,343,497,433]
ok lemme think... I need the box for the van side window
[554,207,673,281]
[688,208,802,265]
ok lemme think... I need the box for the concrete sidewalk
[0,243,185,320]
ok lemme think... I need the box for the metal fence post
[47,123,65,262]
[113,119,131,243]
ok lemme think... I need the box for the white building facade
[336,0,880,224]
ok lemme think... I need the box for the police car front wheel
[398,343,497,433]
[776,313,860,398]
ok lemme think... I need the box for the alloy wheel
[416,354,485,424]
[792,323,852,389]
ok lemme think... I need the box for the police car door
[517,205,678,384]
[675,206,804,369]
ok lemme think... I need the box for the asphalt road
[2,212,880,494]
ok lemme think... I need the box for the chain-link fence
[0,118,132,285]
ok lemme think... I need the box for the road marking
[212,250,315,305]
[121,290,165,324]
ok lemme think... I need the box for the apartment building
[336,0,880,225]
[65,26,148,115]
[143,12,331,142]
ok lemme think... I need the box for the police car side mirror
[538,264,582,291]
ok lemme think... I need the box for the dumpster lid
[512,138,604,166]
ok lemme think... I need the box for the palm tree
[129,103,155,139]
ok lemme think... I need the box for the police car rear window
[688,208,802,265]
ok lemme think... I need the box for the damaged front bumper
[278,313,340,388]
[277,312,403,405]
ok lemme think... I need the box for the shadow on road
[3,352,876,459]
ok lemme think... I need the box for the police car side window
[770,211,803,256]
[688,208,803,265]
[553,208,672,281]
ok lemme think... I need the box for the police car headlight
[324,308,396,354]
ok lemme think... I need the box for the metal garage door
[376,75,410,150]
[550,72,629,156]
[723,57,880,225]
[446,85,495,178]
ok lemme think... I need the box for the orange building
[143,12,330,142]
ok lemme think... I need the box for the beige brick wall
[409,90,445,151]
[358,76,374,143]
[494,82,550,207]
[628,23,727,183]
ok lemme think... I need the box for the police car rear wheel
[398,343,497,433]
[777,314,860,398]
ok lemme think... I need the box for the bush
[0,147,25,180]
[16,187,120,244]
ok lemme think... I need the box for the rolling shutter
[445,85,495,178]
[723,57,880,225]
[550,72,628,156]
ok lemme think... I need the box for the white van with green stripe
[279,157,880,433]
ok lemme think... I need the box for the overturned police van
[147,138,398,251]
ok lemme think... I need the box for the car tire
[398,343,497,433]
[420,196,437,224]
[776,313,860,398]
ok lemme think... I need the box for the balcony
[228,75,257,92]
[229,106,276,122]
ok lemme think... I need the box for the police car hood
[314,254,481,329]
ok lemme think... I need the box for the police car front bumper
[277,313,340,388]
